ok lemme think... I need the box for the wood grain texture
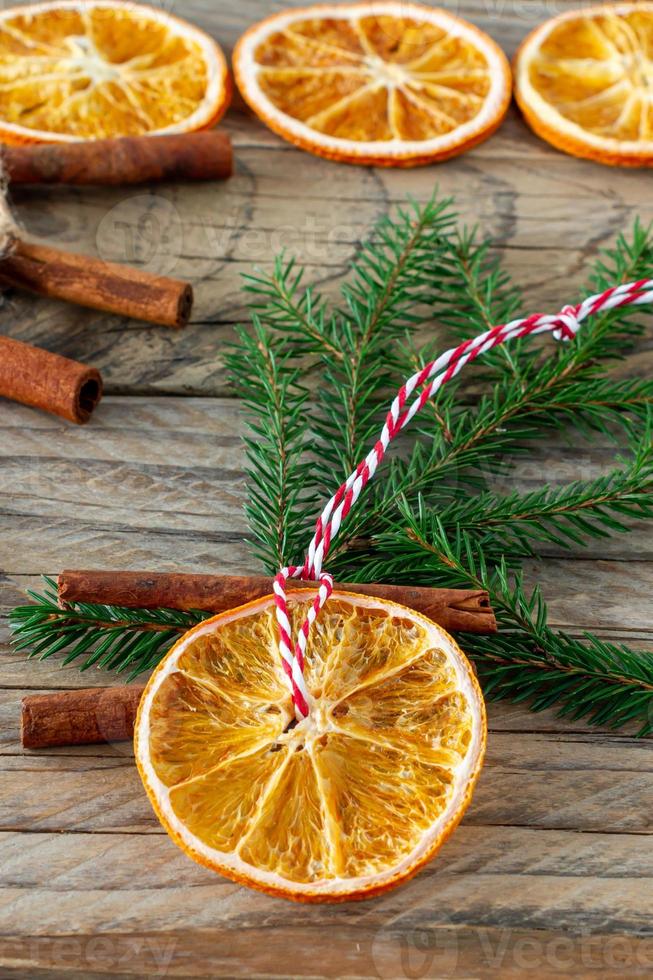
[6,134,652,396]
[0,0,652,976]
[1,732,651,835]
[0,823,652,975]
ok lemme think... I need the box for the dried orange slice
[135,590,486,902]
[233,1,511,167]
[515,3,653,166]
[0,0,231,143]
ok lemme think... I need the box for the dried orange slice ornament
[0,0,231,143]
[514,3,653,166]
[233,1,511,166]
[135,591,486,902]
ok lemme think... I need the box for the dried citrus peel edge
[0,0,230,143]
[234,1,511,160]
[135,590,486,900]
[514,2,653,160]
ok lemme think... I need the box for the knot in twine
[552,303,582,342]
[267,279,653,720]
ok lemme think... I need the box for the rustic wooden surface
[1,1,652,977]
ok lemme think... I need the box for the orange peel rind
[233,1,511,167]
[135,590,486,902]
[0,0,231,143]
[515,3,653,167]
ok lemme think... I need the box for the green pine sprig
[223,317,318,570]
[243,197,460,486]
[430,415,653,560]
[230,199,653,733]
[9,577,206,679]
[347,506,653,735]
[8,197,653,736]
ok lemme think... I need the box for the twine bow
[273,278,653,720]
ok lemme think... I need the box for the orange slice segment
[514,3,653,166]
[233,1,511,167]
[0,0,231,143]
[135,591,486,902]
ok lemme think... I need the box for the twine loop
[273,566,333,719]
[552,304,582,342]
[272,278,653,719]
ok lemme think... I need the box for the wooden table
[1,1,652,977]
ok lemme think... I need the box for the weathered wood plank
[2,668,652,740]
[0,825,652,977]
[4,472,651,560]
[14,125,652,262]
[0,399,650,572]
[1,825,652,941]
[1,732,650,834]
[0,391,651,722]
[1,527,651,623]
[1,928,652,980]
[2,824,651,889]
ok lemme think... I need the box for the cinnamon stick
[21,686,144,749]
[58,570,497,635]
[0,240,193,328]
[23,575,495,749]
[3,131,233,186]
[0,336,102,423]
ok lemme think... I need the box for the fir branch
[243,255,340,360]
[433,219,653,369]
[224,318,317,569]
[346,507,653,736]
[327,218,653,558]
[9,578,205,679]
[329,372,653,564]
[9,200,653,736]
[427,227,526,378]
[243,197,459,490]
[578,217,653,362]
[471,629,653,734]
[324,198,457,474]
[235,201,653,568]
[433,415,653,558]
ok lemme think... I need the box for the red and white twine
[273,278,653,719]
